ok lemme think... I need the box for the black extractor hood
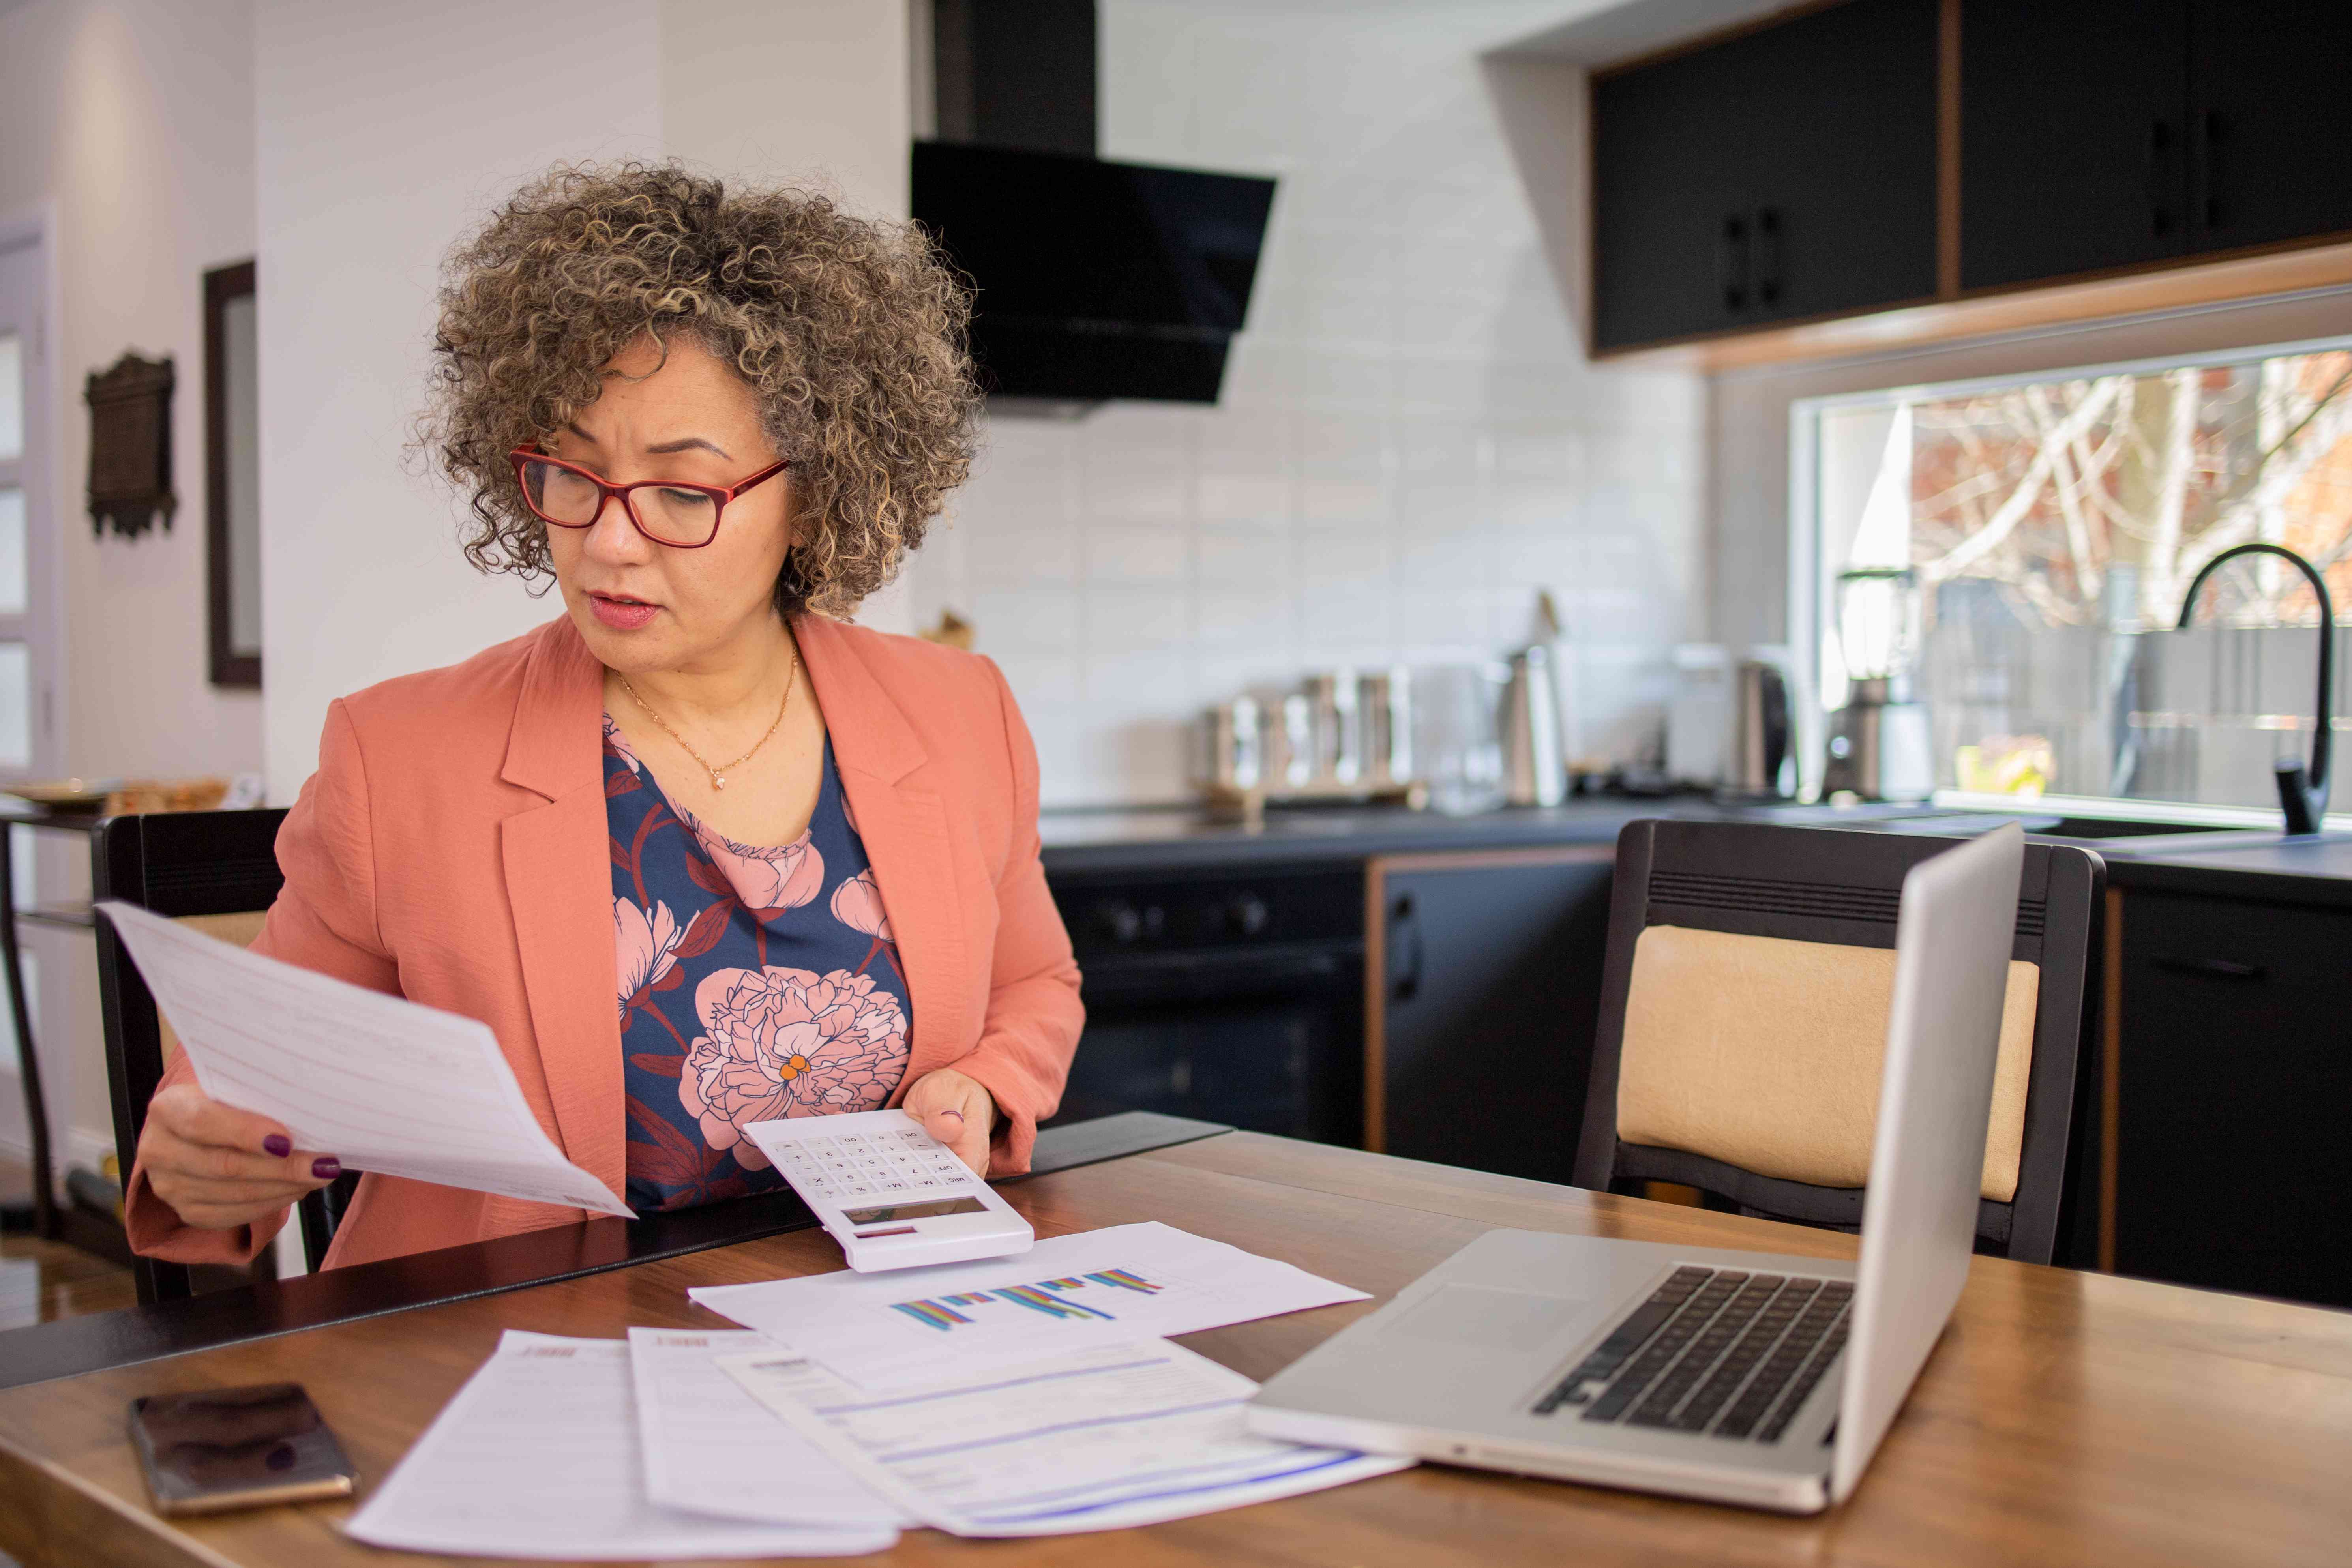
[914,0,1276,408]
[913,144,1276,407]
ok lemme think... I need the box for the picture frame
[203,260,259,688]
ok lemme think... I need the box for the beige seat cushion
[155,911,270,1066]
[1614,924,2038,1203]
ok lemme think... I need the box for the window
[1797,334,2352,813]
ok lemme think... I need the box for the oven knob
[1093,900,1143,945]
[1226,895,1270,937]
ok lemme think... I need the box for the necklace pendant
[712,774,727,791]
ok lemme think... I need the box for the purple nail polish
[263,1135,291,1158]
[311,1156,342,1180]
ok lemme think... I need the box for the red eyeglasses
[507,444,790,549]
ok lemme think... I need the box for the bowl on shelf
[3,778,124,813]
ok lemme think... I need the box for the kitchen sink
[1752,804,2287,850]
[2029,815,2270,839]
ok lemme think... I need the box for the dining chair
[1572,817,2105,1265]
[92,808,354,1303]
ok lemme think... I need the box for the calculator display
[842,1197,988,1225]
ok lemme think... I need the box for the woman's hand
[903,1068,997,1177]
[139,1083,341,1232]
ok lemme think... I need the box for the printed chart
[892,1270,1166,1332]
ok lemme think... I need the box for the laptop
[1246,822,2024,1514]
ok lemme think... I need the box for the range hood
[912,142,1276,408]
[913,0,1276,410]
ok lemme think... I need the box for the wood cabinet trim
[2100,885,2124,1272]
[1598,232,2352,370]
[1362,846,1617,1155]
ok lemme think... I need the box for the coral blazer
[126,614,1084,1270]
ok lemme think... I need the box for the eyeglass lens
[519,457,721,546]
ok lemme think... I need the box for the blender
[1821,566,1935,801]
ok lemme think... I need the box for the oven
[1042,865,1364,1146]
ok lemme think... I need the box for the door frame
[0,201,67,782]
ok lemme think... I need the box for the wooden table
[4,1126,2350,1568]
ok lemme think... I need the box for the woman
[126,164,1083,1270]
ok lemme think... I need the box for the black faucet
[2174,541,2334,836]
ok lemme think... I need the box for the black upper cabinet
[1592,0,1939,350]
[1961,1,2190,290]
[2186,0,2352,257]
[1964,0,2352,291]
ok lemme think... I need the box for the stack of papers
[627,1329,909,1530]
[344,1333,895,1559]
[721,1339,1413,1536]
[350,1225,1412,1554]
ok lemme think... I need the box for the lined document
[97,900,629,1218]
[721,1339,1413,1536]
[627,1329,911,1529]
[346,1332,895,1559]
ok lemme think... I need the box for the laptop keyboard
[1532,1266,1852,1443]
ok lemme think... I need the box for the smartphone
[127,1384,357,1515]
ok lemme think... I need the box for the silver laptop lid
[1830,822,2023,1503]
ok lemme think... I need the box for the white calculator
[741,1110,1035,1273]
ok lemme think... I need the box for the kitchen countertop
[1039,797,2352,905]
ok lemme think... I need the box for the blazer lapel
[497,619,626,1198]
[796,615,973,1079]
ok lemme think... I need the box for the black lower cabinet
[1370,851,1615,1184]
[2114,888,2352,1309]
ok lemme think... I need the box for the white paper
[97,900,630,1218]
[720,1338,1414,1536]
[344,1332,896,1560]
[627,1328,912,1529]
[688,1222,1370,1386]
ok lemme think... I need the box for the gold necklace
[617,652,796,792]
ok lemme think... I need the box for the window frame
[1787,326,2352,813]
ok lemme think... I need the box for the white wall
[253,0,664,803]
[258,0,917,803]
[0,0,263,1172]
[0,0,262,785]
[660,0,910,220]
[911,0,1707,805]
[656,0,917,638]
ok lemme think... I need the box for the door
[0,234,54,1131]
[0,240,47,785]
[2183,0,2352,257]
[1592,0,1940,349]
[1959,0,2191,290]
[2112,888,2352,1309]
[1367,849,1614,1184]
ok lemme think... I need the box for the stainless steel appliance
[1823,568,1934,801]
[1729,652,1796,800]
[1503,645,1567,806]
[1305,670,1364,786]
[1045,866,1364,1143]
[1199,695,1264,792]
[1360,667,1412,787]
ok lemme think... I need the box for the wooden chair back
[88,809,353,1303]
[1572,818,2104,1265]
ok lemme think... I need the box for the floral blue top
[605,716,913,1212]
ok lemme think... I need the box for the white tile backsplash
[906,0,1706,805]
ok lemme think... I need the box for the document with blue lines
[688,1223,1368,1386]
[718,1339,1412,1536]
